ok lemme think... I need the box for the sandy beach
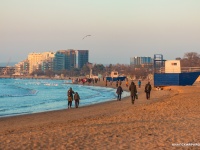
[0,79,200,149]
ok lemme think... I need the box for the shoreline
[0,79,199,149]
[0,77,162,120]
[0,80,174,128]
[0,77,131,118]
[0,77,172,121]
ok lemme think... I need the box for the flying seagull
[82,35,91,40]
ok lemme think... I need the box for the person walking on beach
[110,79,113,86]
[74,92,80,108]
[116,80,119,87]
[129,81,137,104]
[145,81,152,100]
[138,80,141,88]
[116,85,123,101]
[67,87,74,109]
[126,79,129,87]
[92,78,94,85]
[119,80,122,86]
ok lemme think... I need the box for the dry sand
[0,79,200,150]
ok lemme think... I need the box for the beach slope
[0,83,200,149]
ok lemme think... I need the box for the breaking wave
[0,85,38,97]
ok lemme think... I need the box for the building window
[171,63,177,65]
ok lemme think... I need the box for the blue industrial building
[153,54,200,87]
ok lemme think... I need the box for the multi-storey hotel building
[28,52,55,74]
[15,50,89,74]
[53,49,89,71]
[130,56,153,66]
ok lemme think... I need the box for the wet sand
[0,79,200,149]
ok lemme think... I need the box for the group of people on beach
[67,79,152,109]
[72,77,100,85]
[116,80,152,104]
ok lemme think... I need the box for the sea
[0,62,17,67]
[0,78,129,117]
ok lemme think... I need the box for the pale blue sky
[1,0,200,64]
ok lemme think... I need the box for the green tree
[45,70,55,77]
[31,69,44,76]
[92,64,105,75]
[181,52,200,67]
[81,65,90,75]
[70,68,80,76]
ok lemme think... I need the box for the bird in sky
[82,35,91,40]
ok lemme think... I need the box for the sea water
[0,78,129,117]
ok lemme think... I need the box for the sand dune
[0,80,199,149]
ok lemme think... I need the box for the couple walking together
[116,81,138,103]
[116,81,152,104]
[129,81,152,104]
[67,87,80,109]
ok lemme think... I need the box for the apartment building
[53,51,66,71]
[17,50,88,74]
[14,59,29,75]
[28,52,55,74]
[130,56,153,66]
[75,50,89,69]
[53,49,89,71]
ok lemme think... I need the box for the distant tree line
[176,52,200,67]
[31,63,153,79]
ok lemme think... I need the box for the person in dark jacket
[74,92,80,108]
[116,80,119,87]
[67,87,74,109]
[105,80,107,87]
[116,85,123,100]
[145,82,152,100]
[129,81,137,104]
